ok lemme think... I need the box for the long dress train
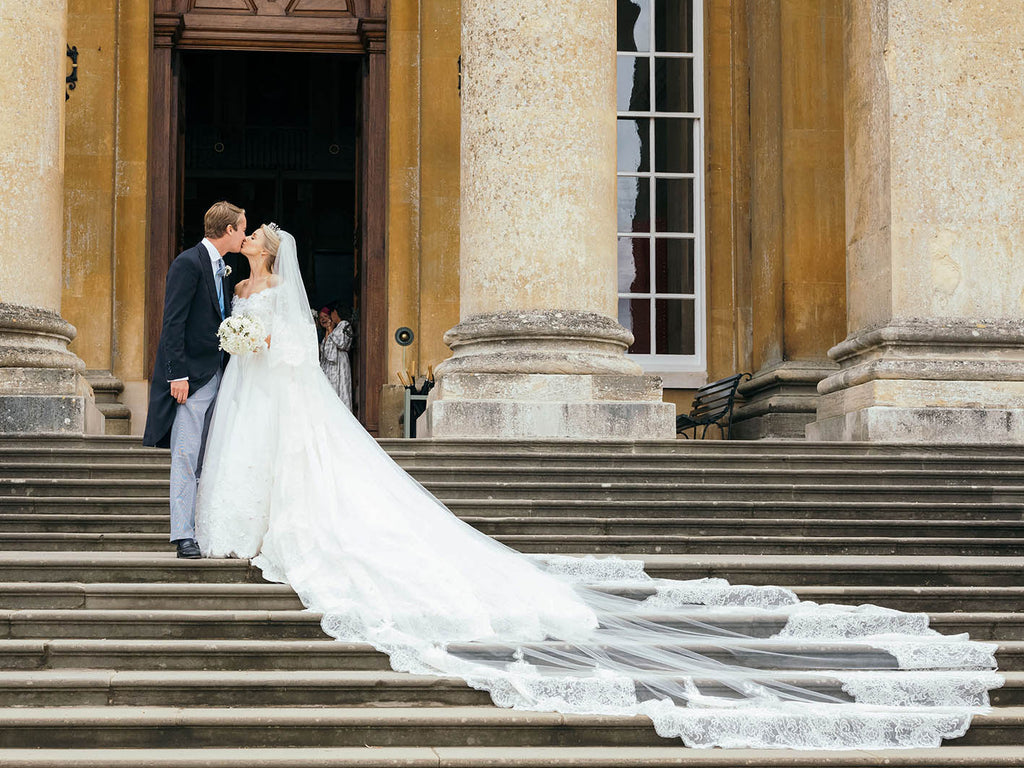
[196,232,1002,750]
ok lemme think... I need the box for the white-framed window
[616,0,706,389]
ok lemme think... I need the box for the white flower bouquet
[217,314,267,355]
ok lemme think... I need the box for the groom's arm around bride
[143,201,247,558]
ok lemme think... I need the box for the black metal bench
[675,373,751,439]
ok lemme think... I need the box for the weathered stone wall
[809,0,1024,442]
[61,0,150,433]
[383,0,462,436]
[731,0,847,439]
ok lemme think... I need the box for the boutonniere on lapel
[223,265,232,277]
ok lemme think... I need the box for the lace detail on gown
[194,232,1002,751]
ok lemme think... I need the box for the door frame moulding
[148,0,388,434]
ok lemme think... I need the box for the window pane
[618,237,651,293]
[617,119,649,173]
[655,238,695,294]
[655,178,694,233]
[619,298,652,354]
[655,57,694,113]
[617,56,650,112]
[617,0,651,52]
[654,118,695,173]
[618,177,650,233]
[655,0,694,53]
[655,298,696,355]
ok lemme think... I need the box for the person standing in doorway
[319,303,353,411]
[143,201,247,558]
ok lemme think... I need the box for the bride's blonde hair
[261,224,281,271]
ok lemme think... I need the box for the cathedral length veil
[247,230,1002,750]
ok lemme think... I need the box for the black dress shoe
[175,538,202,559]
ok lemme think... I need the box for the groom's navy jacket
[142,243,230,448]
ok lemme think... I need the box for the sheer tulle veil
[266,229,319,370]
[248,228,1002,750]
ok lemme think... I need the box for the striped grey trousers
[169,371,221,542]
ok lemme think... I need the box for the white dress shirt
[169,240,226,383]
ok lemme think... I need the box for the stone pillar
[419,0,674,438]
[808,0,1024,442]
[730,0,845,439]
[0,0,96,434]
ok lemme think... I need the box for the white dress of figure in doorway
[318,305,353,411]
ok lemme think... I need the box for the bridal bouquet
[217,314,267,355]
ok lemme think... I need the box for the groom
[143,201,247,558]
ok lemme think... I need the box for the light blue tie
[215,259,226,319]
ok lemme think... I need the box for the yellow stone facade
[27,0,1019,441]
[61,0,150,431]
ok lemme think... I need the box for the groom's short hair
[204,201,245,238]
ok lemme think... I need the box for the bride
[196,225,1002,750]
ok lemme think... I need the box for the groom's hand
[170,380,189,404]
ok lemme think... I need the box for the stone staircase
[0,434,1022,766]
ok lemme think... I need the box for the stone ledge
[431,373,665,403]
[0,395,85,435]
[419,399,676,439]
[436,310,643,377]
[807,406,1024,444]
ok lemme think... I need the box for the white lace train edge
[198,229,1002,751]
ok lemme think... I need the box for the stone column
[0,0,95,433]
[419,0,674,439]
[808,0,1024,442]
[730,0,845,439]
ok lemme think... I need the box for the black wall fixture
[66,45,78,101]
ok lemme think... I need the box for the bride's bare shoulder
[267,275,281,288]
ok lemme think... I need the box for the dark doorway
[180,50,362,413]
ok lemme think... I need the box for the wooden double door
[148,0,387,433]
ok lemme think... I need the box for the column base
[807,320,1024,443]
[86,371,132,435]
[418,373,676,439]
[731,360,838,439]
[0,303,101,435]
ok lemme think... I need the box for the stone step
[497,534,1024,557]
[0,552,1019,587]
[0,464,169,480]
[12,704,1024,749]
[0,669,492,707]
[0,669,1018,708]
[0,609,324,641]
[4,581,1024,613]
[417,481,1024,503]
[394,453,1024,472]
[1,531,1021,556]
[0,552,259,584]
[3,746,1024,768]
[0,607,1019,641]
[3,478,1022,504]
[4,514,1023,541]
[0,479,169,498]
[408,467,1024,487]
[0,705,1018,748]
[465,517,1024,539]
[4,637,1022,673]
[0,582,303,610]
[5,497,1023,523]
[7,433,1024,454]
[9,461,1024,487]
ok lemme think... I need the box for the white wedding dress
[196,232,1002,750]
